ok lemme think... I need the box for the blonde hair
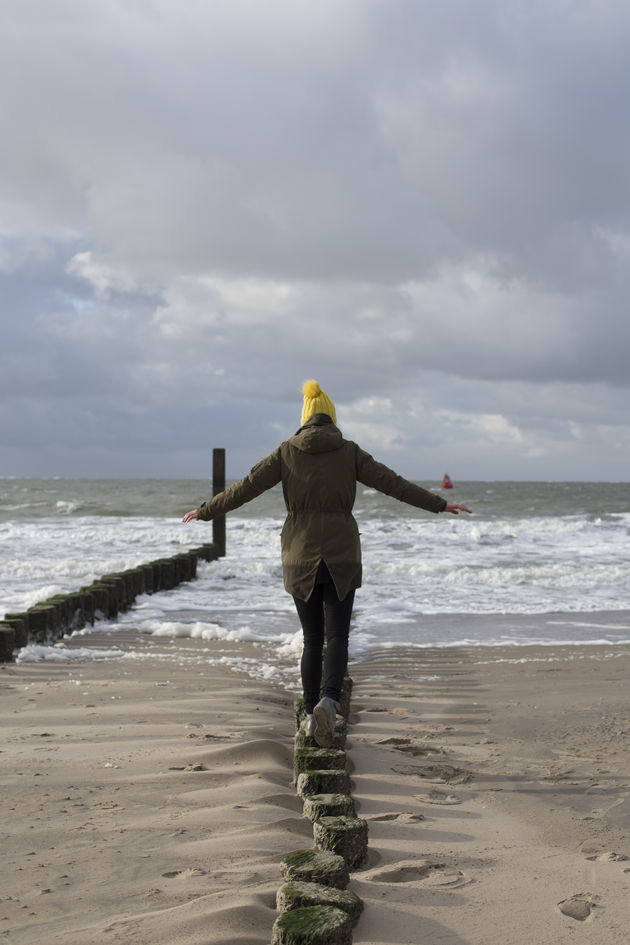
[301,379,337,425]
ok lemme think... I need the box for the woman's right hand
[182,509,200,523]
[444,502,472,515]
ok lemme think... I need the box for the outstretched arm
[355,446,447,513]
[182,448,282,523]
[355,446,471,515]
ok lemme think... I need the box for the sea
[2,478,630,686]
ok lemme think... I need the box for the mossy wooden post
[140,563,156,593]
[294,696,306,731]
[293,747,346,780]
[99,575,125,612]
[84,583,112,618]
[196,543,221,562]
[2,615,28,648]
[280,850,349,889]
[271,904,353,945]
[313,815,368,869]
[276,881,363,924]
[26,604,57,642]
[212,447,226,557]
[67,591,89,628]
[339,675,353,720]
[303,794,355,822]
[296,769,351,798]
[0,624,16,662]
[149,559,175,591]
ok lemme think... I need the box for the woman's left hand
[444,502,472,515]
[182,509,200,523]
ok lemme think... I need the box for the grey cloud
[5,1,629,284]
[1,1,629,478]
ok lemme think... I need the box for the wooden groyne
[271,680,366,945]
[0,450,226,662]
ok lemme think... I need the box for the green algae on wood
[1,615,27,649]
[271,904,353,945]
[302,793,356,823]
[276,881,363,924]
[296,769,351,798]
[280,850,349,890]
[293,747,347,778]
[313,815,369,869]
[0,625,16,662]
[338,676,353,720]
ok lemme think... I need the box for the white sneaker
[313,697,340,748]
[304,714,316,737]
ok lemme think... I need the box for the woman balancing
[183,380,471,748]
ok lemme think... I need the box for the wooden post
[212,447,226,557]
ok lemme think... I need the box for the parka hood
[289,413,344,454]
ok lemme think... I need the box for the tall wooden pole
[212,448,226,557]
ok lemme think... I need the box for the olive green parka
[196,414,447,601]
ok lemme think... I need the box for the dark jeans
[293,564,355,713]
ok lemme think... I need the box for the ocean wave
[3,480,630,653]
[55,500,81,514]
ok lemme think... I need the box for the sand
[2,631,629,945]
[349,644,630,944]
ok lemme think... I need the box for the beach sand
[2,631,629,945]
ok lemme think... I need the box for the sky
[1,0,629,481]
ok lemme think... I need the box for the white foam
[276,630,304,658]
[16,643,124,663]
[141,619,271,643]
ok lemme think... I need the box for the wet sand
[1,633,629,944]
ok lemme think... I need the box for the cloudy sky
[2,0,629,481]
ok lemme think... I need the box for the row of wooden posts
[0,450,227,662]
[272,684,367,944]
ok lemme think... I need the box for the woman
[183,380,470,747]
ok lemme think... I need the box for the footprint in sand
[367,860,468,888]
[369,811,426,823]
[162,868,206,879]
[579,842,628,865]
[395,745,444,757]
[391,763,472,784]
[557,893,597,921]
[413,789,461,805]
[585,851,628,863]
[377,736,443,757]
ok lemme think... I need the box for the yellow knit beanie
[301,379,337,426]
